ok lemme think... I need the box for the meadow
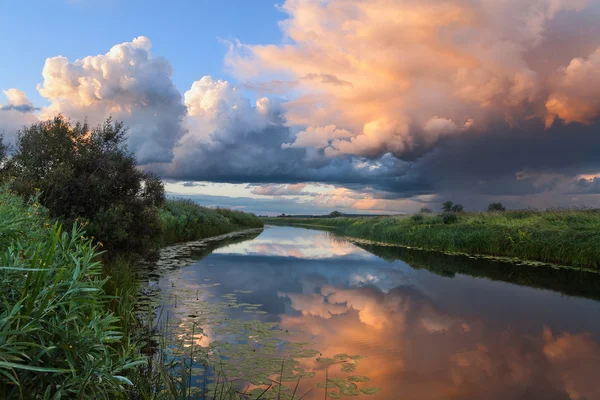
[264,209,600,269]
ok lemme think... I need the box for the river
[148,225,600,400]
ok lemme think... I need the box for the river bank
[264,209,600,269]
[0,185,263,398]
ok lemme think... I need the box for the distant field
[264,209,600,269]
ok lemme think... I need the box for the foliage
[329,210,343,217]
[488,202,506,212]
[410,214,424,223]
[0,186,143,399]
[451,204,464,213]
[4,116,165,258]
[441,212,458,224]
[263,208,600,268]
[419,207,432,213]
[441,201,454,212]
[160,199,263,246]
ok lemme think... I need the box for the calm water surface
[155,225,600,400]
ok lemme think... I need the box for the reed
[264,208,600,268]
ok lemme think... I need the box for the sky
[2,0,600,215]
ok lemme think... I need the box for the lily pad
[341,363,357,372]
[317,357,338,364]
[347,375,370,382]
[361,387,382,395]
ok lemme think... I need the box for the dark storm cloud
[570,177,600,194]
[0,104,38,113]
[154,108,600,205]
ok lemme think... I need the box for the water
[153,225,600,400]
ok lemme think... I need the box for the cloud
[0,89,38,143]
[546,47,600,127]
[37,36,186,164]
[226,0,600,160]
[181,181,206,187]
[249,183,310,196]
[282,125,353,149]
[3,89,33,108]
[4,2,600,213]
[569,176,600,194]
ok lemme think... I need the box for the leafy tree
[451,204,464,212]
[0,133,9,182]
[329,210,342,217]
[442,201,454,212]
[6,116,165,258]
[488,202,506,212]
[419,207,432,213]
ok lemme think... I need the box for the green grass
[0,187,144,399]
[159,199,263,246]
[264,209,600,268]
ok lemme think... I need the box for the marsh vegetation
[264,208,600,269]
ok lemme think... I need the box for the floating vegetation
[316,357,338,364]
[341,363,357,373]
[334,353,350,360]
[348,376,370,382]
[361,387,382,395]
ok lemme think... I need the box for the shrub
[0,187,143,398]
[419,207,432,213]
[411,214,425,223]
[451,204,464,213]
[442,201,454,212]
[488,202,506,212]
[5,116,165,258]
[441,212,458,224]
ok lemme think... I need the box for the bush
[419,207,432,213]
[488,202,506,212]
[451,204,464,213]
[4,116,165,258]
[441,212,458,224]
[411,214,425,223]
[442,201,454,212]
[329,210,343,217]
[0,187,142,398]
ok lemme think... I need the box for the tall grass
[159,199,263,246]
[265,208,600,268]
[0,187,144,399]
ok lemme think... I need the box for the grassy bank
[264,209,600,268]
[0,188,144,398]
[0,186,263,398]
[160,199,263,246]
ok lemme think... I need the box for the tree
[442,201,454,212]
[0,133,7,164]
[329,210,342,217]
[0,133,10,182]
[419,207,432,213]
[7,116,165,258]
[488,202,506,212]
[451,204,464,212]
